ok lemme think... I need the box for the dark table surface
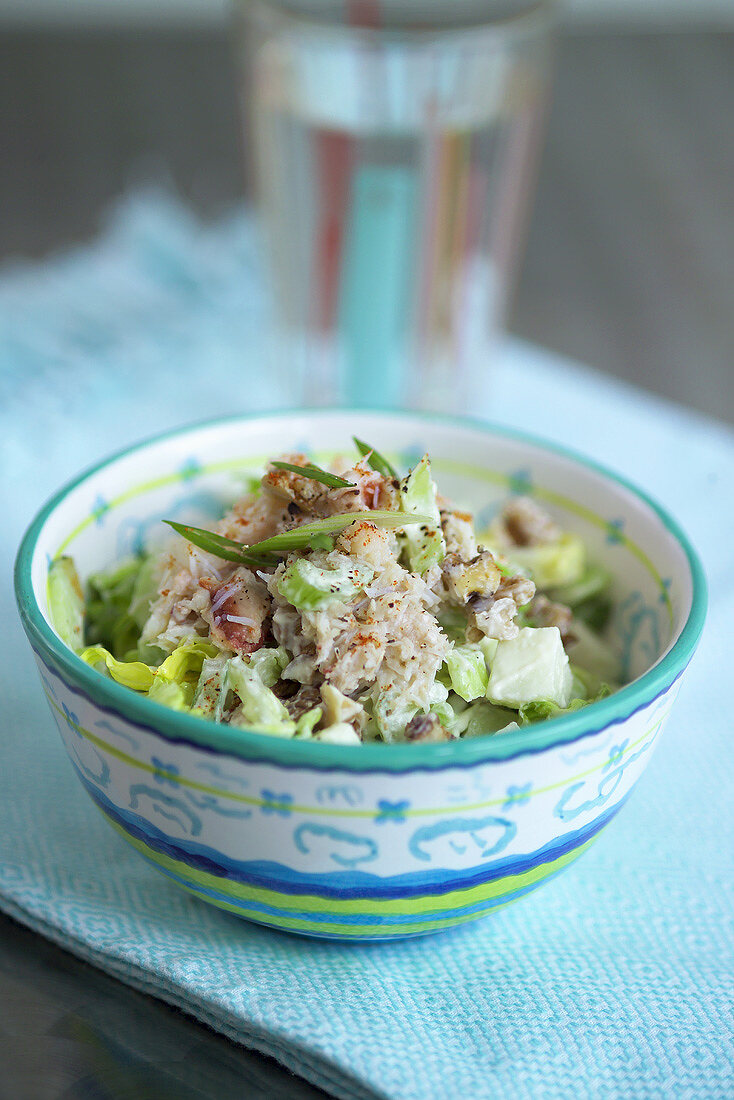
[1,25,733,1100]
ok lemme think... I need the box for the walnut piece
[442,550,502,603]
[404,713,451,742]
[501,497,561,547]
[528,594,574,641]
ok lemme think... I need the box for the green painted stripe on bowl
[101,808,595,915]
[104,818,589,937]
[15,408,707,772]
[54,452,278,555]
[49,692,665,818]
[177,880,527,936]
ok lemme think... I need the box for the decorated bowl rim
[14,408,707,772]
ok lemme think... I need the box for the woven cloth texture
[1,191,732,1100]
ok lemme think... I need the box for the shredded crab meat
[131,448,600,743]
[467,573,536,642]
[261,455,399,519]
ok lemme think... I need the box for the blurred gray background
[1,0,733,423]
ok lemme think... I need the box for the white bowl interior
[31,412,693,684]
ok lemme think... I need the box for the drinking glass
[238,1,556,412]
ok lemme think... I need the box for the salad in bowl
[16,411,705,939]
[50,440,621,746]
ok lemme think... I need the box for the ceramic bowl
[15,411,706,940]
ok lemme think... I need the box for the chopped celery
[277,557,374,611]
[487,627,572,709]
[193,654,231,722]
[444,645,489,702]
[315,723,361,745]
[246,646,290,688]
[477,636,499,668]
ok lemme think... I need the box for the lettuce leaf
[399,455,446,574]
[48,556,85,653]
[80,638,217,700]
[518,678,611,725]
[510,534,586,589]
[295,707,323,739]
[84,557,143,658]
[548,562,612,606]
[433,698,518,738]
[227,656,296,736]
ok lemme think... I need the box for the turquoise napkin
[2,192,732,1099]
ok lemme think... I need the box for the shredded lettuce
[227,656,296,736]
[519,678,611,725]
[518,697,588,724]
[565,621,622,684]
[373,679,448,742]
[128,554,162,631]
[437,605,469,642]
[84,557,144,658]
[148,677,195,711]
[80,638,217,700]
[399,455,446,574]
[295,707,323,739]
[548,562,611,606]
[48,556,85,652]
[572,594,613,633]
[570,662,615,702]
[549,561,613,632]
[510,533,586,589]
[79,645,155,690]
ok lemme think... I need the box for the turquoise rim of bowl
[14,409,708,772]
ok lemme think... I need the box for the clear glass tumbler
[238,1,556,412]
